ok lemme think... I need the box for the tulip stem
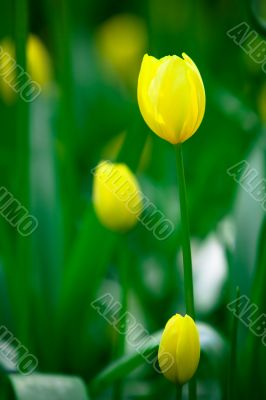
[113,240,129,400]
[175,144,195,319]
[245,218,266,396]
[176,385,183,399]
[228,286,240,400]
[14,0,31,348]
[175,144,197,400]
[117,242,129,356]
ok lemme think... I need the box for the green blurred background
[0,0,265,399]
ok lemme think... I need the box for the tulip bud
[158,314,200,385]
[0,38,16,103]
[92,161,143,232]
[138,53,205,144]
[27,35,52,89]
[96,14,147,85]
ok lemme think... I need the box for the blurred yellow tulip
[0,38,16,103]
[158,314,200,385]
[0,34,52,103]
[96,14,147,85]
[138,53,205,144]
[92,161,143,232]
[258,83,266,123]
[27,34,52,89]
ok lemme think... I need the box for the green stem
[175,144,196,400]
[44,0,77,257]
[42,0,76,368]
[245,217,266,395]
[14,0,31,347]
[175,144,195,319]
[228,287,240,400]
[117,245,128,356]
[113,240,129,400]
[176,384,183,400]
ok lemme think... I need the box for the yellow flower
[27,34,52,89]
[258,83,266,123]
[0,38,16,103]
[138,53,205,144]
[92,161,143,232]
[96,14,147,85]
[0,34,52,103]
[158,314,200,385]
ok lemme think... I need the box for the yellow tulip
[27,34,52,89]
[158,314,200,385]
[138,53,205,144]
[258,83,266,123]
[0,38,16,103]
[96,14,147,85]
[92,161,143,232]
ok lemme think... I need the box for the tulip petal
[175,315,200,384]
[182,53,206,135]
[178,66,200,142]
[158,314,182,383]
[152,56,190,144]
[137,54,164,137]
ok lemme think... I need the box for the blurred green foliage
[0,0,265,399]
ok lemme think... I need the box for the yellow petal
[182,53,206,138]
[175,315,200,384]
[154,56,192,143]
[137,54,164,137]
[158,314,182,383]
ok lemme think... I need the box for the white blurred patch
[0,341,17,372]
[192,235,228,315]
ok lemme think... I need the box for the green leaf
[8,374,90,400]
[187,84,261,237]
[89,323,228,395]
[56,206,118,369]
[89,332,160,396]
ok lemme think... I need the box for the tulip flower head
[96,14,147,85]
[138,53,205,144]
[0,38,16,103]
[27,35,52,89]
[92,161,143,232]
[158,314,200,385]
